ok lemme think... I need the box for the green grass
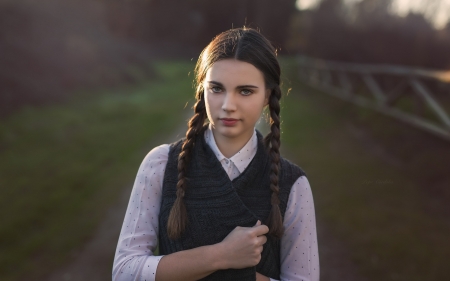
[3,56,449,281]
[0,60,196,281]
[279,57,450,281]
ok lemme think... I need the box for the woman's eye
[241,89,252,96]
[211,87,222,93]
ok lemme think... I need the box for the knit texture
[158,128,306,280]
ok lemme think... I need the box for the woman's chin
[214,125,254,141]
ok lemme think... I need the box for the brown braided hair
[166,88,207,240]
[263,85,283,238]
[167,27,284,239]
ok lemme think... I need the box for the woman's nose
[221,92,237,112]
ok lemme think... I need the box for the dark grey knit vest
[158,129,306,280]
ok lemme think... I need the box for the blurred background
[1,0,449,280]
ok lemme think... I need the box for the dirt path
[44,185,133,281]
[316,219,369,281]
[41,116,189,281]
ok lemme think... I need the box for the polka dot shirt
[112,125,320,281]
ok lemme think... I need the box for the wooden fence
[296,56,450,141]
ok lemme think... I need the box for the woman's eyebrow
[206,81,259,88]
[237,84,259,89]
[206,81,224,87]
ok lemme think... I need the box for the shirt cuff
[141,255,164,281]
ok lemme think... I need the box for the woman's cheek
[205,94,216,122]
[207,93,220,114]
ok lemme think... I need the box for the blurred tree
[289,0,450,69]
[104,0,298,52]
[0,0,156,116]
[1,0,299,116]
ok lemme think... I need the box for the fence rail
[296,56,450,141]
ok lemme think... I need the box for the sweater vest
[158,129,306,281]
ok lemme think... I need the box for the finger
[253,225,269,236]
[256,235,267,246]
[260,234,268,243]
[256,245,264,254]
[254,220,261,227]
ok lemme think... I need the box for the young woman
[112,27,319,281]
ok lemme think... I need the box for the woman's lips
[220,118,239,126]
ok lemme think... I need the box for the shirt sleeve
[279,175,320,281]
[112,144,169,281]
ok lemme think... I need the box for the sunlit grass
[0,60,195,281]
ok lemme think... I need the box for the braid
[167,94,207,239]
[263,85,283,238]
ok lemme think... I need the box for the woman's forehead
[204,59,265,86]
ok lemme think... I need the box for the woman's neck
[211,128,253,159]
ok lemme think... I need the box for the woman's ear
[264,89,271,107]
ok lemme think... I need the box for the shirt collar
[204,123,258,173]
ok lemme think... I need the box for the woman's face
[203,59,270,143]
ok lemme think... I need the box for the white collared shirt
[204,123,258,181]
[113,125,320,281]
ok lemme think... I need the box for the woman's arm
[254,176,319,281]
[155,221,269,281]
[112,145,169,281]
[256,272,270,281]
[279,176,320,281]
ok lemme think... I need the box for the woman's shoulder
[146,143,171,158]
[140,137,185,167]
[279,156,307,179]
[138,144,171,170]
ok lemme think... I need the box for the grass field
[1,57,449,281]
[0,60,195,281]
[279,58,450,281]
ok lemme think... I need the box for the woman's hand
[216,220,269,269]
[256,272,270,281]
